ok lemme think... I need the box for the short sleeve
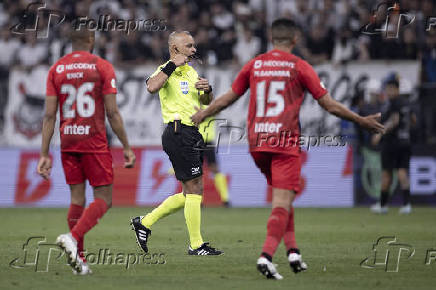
[46,65,57,96]
[297,60,328,100]
[99,59,117,95]
[231,59,254,96]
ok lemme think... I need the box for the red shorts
[250,151,301,192]
[61,152,113,187]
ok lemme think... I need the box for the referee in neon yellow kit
[131,31,222,255]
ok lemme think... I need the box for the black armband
[161,61,177,76]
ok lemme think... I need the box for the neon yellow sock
[184,194,204,249]
[141,192,185,228]
[214,173,229,202]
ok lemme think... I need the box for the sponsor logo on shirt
[56,65,64,73]
[180,81,189,94]
[65,63,97,70]
[254,60,262,69]
[253,60,295,69]
[63,125,91,135]
[254,122,283,133]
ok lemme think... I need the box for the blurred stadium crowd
[0,0,435,143]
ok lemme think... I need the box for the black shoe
[223,201,230,208]
[188,242,223,255]
[130,216,151,253]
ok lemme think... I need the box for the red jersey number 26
[61,82,95,118]
[256,80,285,117]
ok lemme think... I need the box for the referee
[131,31,222,255]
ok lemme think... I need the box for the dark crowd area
[0,0,435,144]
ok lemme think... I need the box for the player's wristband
[161,61,176,76]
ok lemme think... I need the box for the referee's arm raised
[146,54,188,93]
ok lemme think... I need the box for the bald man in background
[131,31,222,255]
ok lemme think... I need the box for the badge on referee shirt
[180,81,189,94]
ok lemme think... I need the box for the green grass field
[1,207,435,290]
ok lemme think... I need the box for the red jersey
[46,51,117,153]
[232,49,327,155]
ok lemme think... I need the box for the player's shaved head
[271,18,298,46]
[70,28,94,43]
[70,26,95,52]
[168,31,192,46]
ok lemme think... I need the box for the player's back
[46,51,117,153]
[234,49,327,155]
[247,50,303,139]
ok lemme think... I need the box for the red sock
[261,207,289,259]
[283,207,298,251]
[67,204,84,257]
[71,198,108,242]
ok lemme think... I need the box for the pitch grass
[1,207,435,290]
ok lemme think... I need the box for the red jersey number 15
[256,80,285,117]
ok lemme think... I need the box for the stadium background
[0,0,435,208]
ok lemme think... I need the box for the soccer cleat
[73,257,92,275]
[188,242,223,255]
[288,250,308,273]
[223,201,231,208]
[130,216,152,253]
[56,233,81,273]
[399,203,412,214]
[256,257,283,280]
[370,202,388,214]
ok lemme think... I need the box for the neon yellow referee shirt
[150,61,202,126]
